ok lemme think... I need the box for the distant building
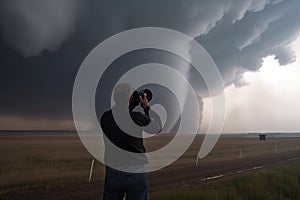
[259,134,266,141]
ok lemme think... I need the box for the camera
[129,89,152,111]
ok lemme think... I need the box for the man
[100,83,162,200]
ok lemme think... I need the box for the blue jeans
[103,166,148,200]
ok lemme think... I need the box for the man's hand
[139,93,149,109]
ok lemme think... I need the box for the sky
[0,0,300,132]
[201,36,300,133]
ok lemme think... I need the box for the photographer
[100,83,162,200]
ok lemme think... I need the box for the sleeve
[143,107,162,134]
[130,107,162,134]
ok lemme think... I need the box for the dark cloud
[0,0,83,57]
[194,0,300,89]
[0,0,299,129]
[273,45,297,65]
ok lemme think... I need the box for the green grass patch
[152,162,300,200]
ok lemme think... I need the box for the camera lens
[129,89,152,111]
[139,89,152,102]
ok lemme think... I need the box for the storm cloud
[0,0,83,57]
[193,0,300,89]
[0,0,300,130]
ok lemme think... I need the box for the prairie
[0,132,299,199]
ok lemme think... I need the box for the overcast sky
[0,0,300,132]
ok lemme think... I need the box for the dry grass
[0,133,105,188]
[0,133,300,190]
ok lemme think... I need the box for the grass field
[0,132,300,199]
[151,161,300,200]
[0,133,105,189]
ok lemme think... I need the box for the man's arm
[143,107,162,134]
[139,93,162,134]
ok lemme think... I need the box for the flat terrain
[0,133,300,199]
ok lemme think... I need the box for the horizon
[1,0,300,133]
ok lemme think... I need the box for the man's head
[113,82,134,105]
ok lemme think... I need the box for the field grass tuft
[152,162,300,200]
